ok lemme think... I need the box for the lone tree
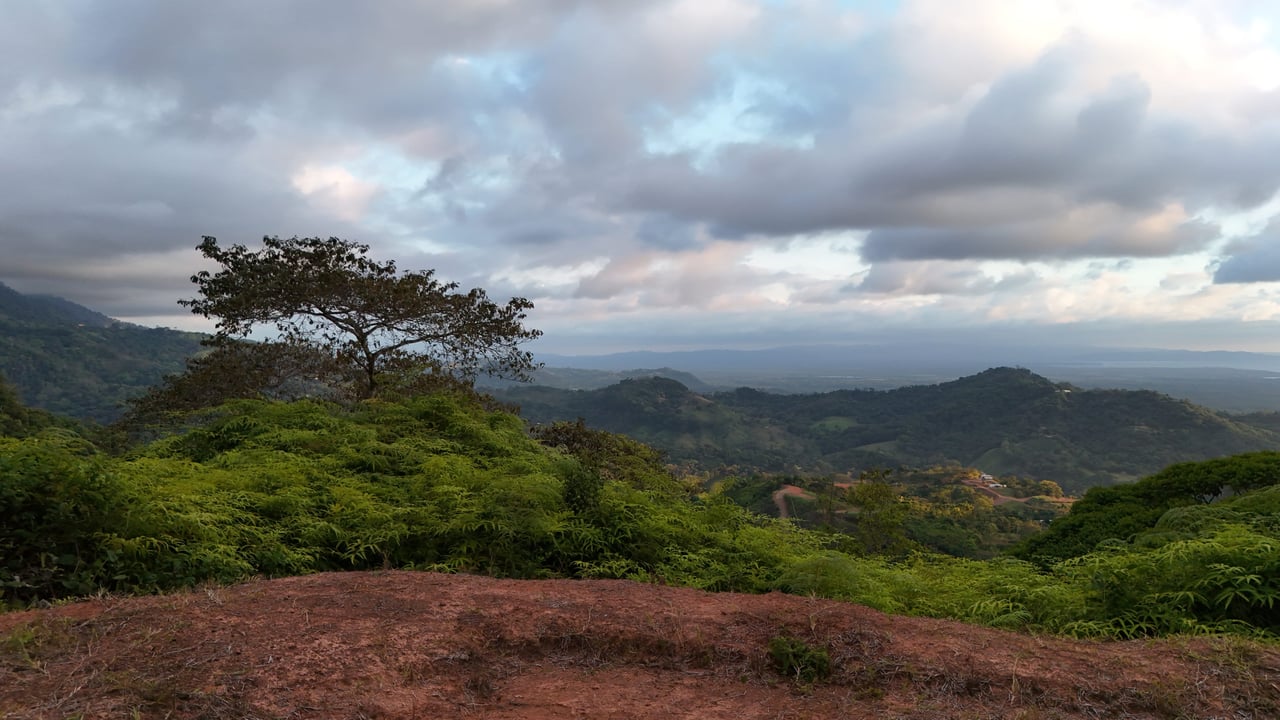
[179,235,541,399]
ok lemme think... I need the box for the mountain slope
[0,283,205,422]
[0,372,71,437]
[498,368,1280,491]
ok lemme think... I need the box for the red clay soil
[2,571,1278,719]
[772,484,812,518]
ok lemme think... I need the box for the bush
[768,636,831,684]
[0,432,120,605]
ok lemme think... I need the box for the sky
[4,0,1280,355]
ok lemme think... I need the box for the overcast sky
[4,0,1280,354]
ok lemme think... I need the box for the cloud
[572,242,787,310]
[618,33,1280,258]
[291,165,380,222]
[4,0,1280,351]
[861,203,1218,262]
[1214,219,1280,283]
[853,261,1037,296]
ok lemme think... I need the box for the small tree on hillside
[180,235,541,399]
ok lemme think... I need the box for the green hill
[497,368,1280,492]
[0,283,206,423]
[5,385,1280,642]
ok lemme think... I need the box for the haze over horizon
[4,1,1280,355]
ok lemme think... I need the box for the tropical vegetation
[3,381,1279,640]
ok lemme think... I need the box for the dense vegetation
[1,392,812,606]
[722,467,1069,559]
[0,282,205,423]
[4,388,1279,640]
[497,369,1280,492]
[1012,451,1280,564]
[0,373,72,438]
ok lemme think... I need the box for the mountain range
[493,368,1280,492]
[6,282,1280,490]
[0,282,205,423]
[535,344,1280,411]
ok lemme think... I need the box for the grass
[1,617,79,673]
[768,635,832,685]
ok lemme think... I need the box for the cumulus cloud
[621,34,1280,258]
[3,0,1280,349]
[853,261,1037,296]
[572,242,789,310]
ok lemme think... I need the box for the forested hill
[0,283,205,423]
[496,367,1280,492]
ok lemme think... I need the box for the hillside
[6,378,1280,717]
[0,283,205,423]
[497,368,1280,491]
[3,571,1277,720]
[0,373,71,438]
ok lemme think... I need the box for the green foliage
[121,340,345,429]
[561,463,604,514]
[776,552,1084,631]
[1,393,811,606]
[530,418,686,496]
[0,372,68,438]
[1012,452,1280,565]
[768,636,831,684]
[716,475,784,515]
[0,431,119,604]
[844,474,912,555]
[773,471,1280,641]
[5,388,1280,643]
[721,467,1068,560]
[1052,518,1280,638]
[511,378,819,471]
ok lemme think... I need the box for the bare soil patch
[2,571,1277,719]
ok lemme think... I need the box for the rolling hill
[0,283,205,423]
[496,368,1280,491]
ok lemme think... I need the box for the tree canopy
[0,371,63,438]
[180,236,541,399]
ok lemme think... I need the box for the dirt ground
[2,571,1278,719]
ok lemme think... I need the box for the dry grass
[2,571,1278,719]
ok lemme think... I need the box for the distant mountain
[494,367,1280,492]
[481,366,718,392]
[537,343,1280,410]
[0,283,206,423]
[0,283,117,328]
[538,343,1280,375]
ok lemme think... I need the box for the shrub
[768,636,831,684]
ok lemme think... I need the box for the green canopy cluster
[3,385,1279,640]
